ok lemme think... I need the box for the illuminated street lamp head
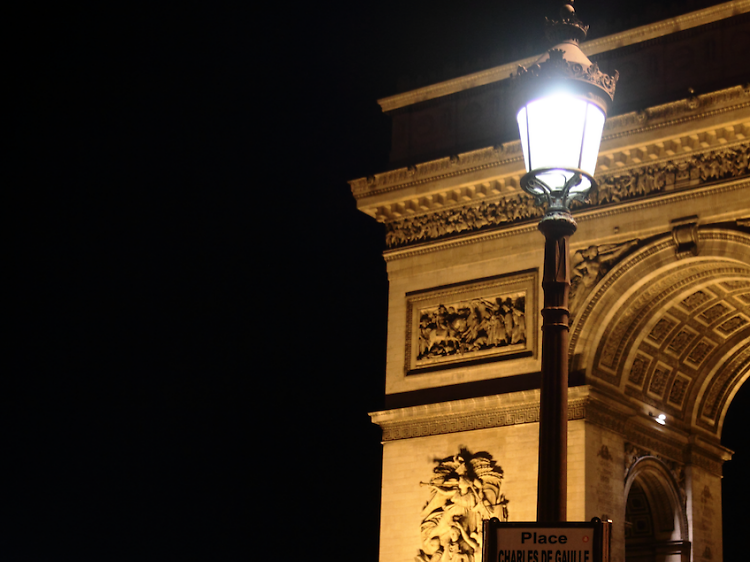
[512,1,619,217]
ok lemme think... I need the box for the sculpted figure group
[569,240,639,316]
[386,194,542,248]
[416,449,508,562]
[585,145,748,206]
[418,295,526,361]
[386,143,749,249]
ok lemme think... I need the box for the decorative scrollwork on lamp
[512,0,619,219]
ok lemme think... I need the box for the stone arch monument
[350,4,749,562]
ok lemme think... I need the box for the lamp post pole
[511,1,619,524]
[537,211,576,522]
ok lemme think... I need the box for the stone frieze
[382,142,749,249]
[385,193,542,248]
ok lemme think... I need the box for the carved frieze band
[380,141,749,249]
[378,398,588,442]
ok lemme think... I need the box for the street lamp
[511,1,618,523]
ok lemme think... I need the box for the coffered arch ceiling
[571,227,750,439]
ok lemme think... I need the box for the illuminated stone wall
[354,6,749,562]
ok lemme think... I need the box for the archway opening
[720,378,750,562]
[625,460,690,562]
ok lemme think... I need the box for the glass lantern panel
[516,93,606,194]
[579,102,606,177]
[525,94,586,176]
[517,106,530,172]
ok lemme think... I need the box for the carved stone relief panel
[647,363,672,399]
[627,354,652,389]
[698,302,731,325]
[666,326,698,357]
[569,239,640,317]
[680,289,712,312]
[715,314,749,336]
[417,448,508,562]
[668,373,691,407]
[405,271,536,374]
[685,339,716,368]
[648,317,678,346]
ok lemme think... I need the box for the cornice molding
[371,387,595,442]
[351,86,749,209]
[350,144,524,202]
[376,2,750,113]
[602,86,750,140]
[370,383,729,474]
[687,443,731,476]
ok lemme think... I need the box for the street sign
[483,519,611,562]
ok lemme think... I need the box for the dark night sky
[9,1,747,560]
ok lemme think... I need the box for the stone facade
[351,4,748,562]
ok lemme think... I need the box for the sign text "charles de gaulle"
[496,530,593,562]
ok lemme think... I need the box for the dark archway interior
[720,378,750,562]
[625,473,690,562]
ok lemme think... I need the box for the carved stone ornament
[511,3,618,104]
[383,143,750,250]
[591,144,749,203]
[569,239,640,316]
[671,216,699,259]
[406,272,536,374]
[513,48,618,102]
[385,194,543,248]
[417,448,508,562]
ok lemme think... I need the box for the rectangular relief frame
[405,270,537,375]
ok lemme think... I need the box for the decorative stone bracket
[671,216,699,259]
